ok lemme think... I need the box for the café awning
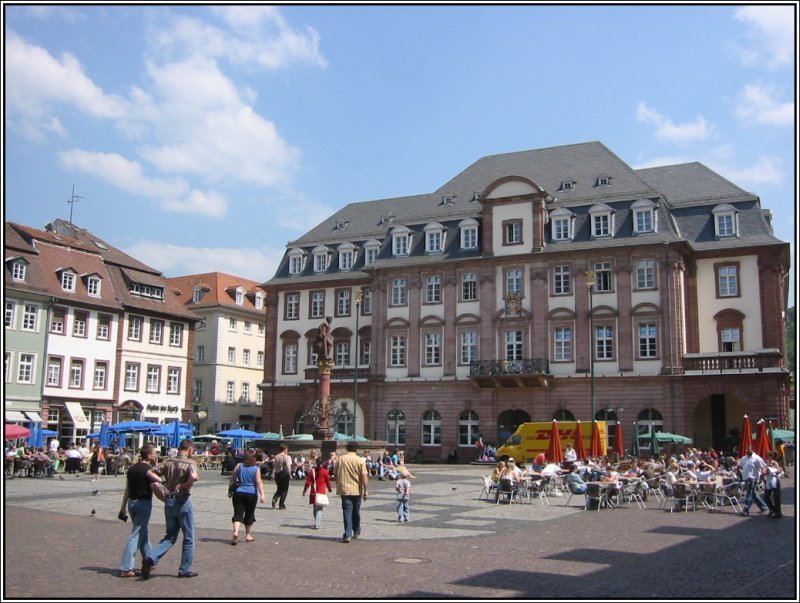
[24,411,43,423]
[65,401,92,430]
[5,410,28,422]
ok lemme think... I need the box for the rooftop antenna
[67,185,83,225]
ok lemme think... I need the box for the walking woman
[229,451,267,544]
[303,456,332,529]
[117,444,164,577]
[271,445,292,510]
[90,444,105,482]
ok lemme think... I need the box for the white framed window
[167,367,180,394]
[634,208,654,234]
[365,246,379,265]
[285,293,300,320]
[335,342,349,366]
[636,259,656,289]
[47,357,62,387]
[5,301,15,329]
[553,265,571,295]
[595,325,614,360]
[590,203,614,238]
[505,330,523,361]
[461,273,477,302]
[505,269,523,296]
[128,316,143,341]
[362,289,373,315]
[424,332,441,365]
[718,265,738,297]
[61,271,76,292]
[22,304,38,331]
[146,365,161,393]
[458,410,480,446]
[125,363,140,390]
[638,323,658,358]
[235,289,244,305]
[550,208,573,241]
[241,382,250,403]
[244,321,252,333]
[721,327,741,352]
[392,227,411,256]
[50,307,66,334]
[593,262,613,292]
[597,175,611,187]
[561,180,575,191]
[313,249,329,272]
[243,349,251,365]
[87,276,101,296]
[338,244,355,270]
[169,323,183,347]
[93,361,108,390]
[226,381,236,403]
[460,331,477,364]
[421,410,442,446]
[4,351,11,383]
[336,289,351,316]
[310,291,325,318]
[96,314,111,340]
[425,275,441,304]
[390,335,406,366]
[69,359,84,388]
[73,311,87,337]
[459,219,479,250]
[17,353,35,383]
[424,223,445,254]
[386,410,406,445]
[149,319,163,344]
[554,327,572,361]
[256,388,263,406]
[11,260,27,281]
[504,221,522,245]
[283,344,297,374]
[257,351,264,368]
[254,292,264,310]
[197,345,205,362]
[391,279,407,306]
[229,318,237,331]
[288,249,305,275]
[258,323,265,336]
[228,347,236,364]
[192,286,203,303]
[713,204,738,237]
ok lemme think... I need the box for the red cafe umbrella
[4,423,31,440]
[738,415,753,458]
[589,420,603,458]
[753,419,772,459]
[572,421,588,461]
[613,421,625,457]
[546,420,564,463]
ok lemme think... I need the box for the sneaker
[341,537,351,543]
[738,511,750,517]
[178,571,198,578]
[352,531,360,540]
[141,557,154,580]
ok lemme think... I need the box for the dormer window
[471,192,481,202]
[235,288,245,305]
[192,286,204,303]
[334,218,349,231]
[363,240,381,265]
[8,258,28,281]
[254,292,264,310]
[391,226,411,256]
[312,245,330,272]
[589,203,615,238]
[596,175,612,187]
[713,204,738,238]
[560,179,576,192]
[380,213,395,226]
[287,248,305,275]
[130,282,164,299]
[424,222,445,254]
[87,276,102,297]
[61,270,76,292]
[458,218,479,249]
[549,208,574,241]
[338,242,356,271]
[441,195,454,206]
[632,199,657,234]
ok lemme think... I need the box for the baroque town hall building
[261,141,790,460]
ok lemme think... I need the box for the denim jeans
[313,503,325,528]
[119,498,153,571]
[396,499,410,521]
[742,478,767,513]
[151,496,194,575]
[340,495,362,539]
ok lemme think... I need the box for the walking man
[334,441,369,543]
[738,445,768,516]
[142,439,199,579]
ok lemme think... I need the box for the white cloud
[631,155,692,170]
[124,240,283,283]
[735,84,794,127]
[4,30,128,139]
[635,102,713,145]
[711,155,783,187]
[734,6,795,68]
[161,190,229,218]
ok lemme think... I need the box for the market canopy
[5,424,31,440]
[654,432,693,444]
[769,428,795,442]
[107,420,161,433]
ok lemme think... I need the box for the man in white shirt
[564,444,578,462]
[737,447,768,516]
[49,437,60,456]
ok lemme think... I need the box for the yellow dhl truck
[495,421,608,464]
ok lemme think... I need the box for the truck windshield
[506,435,522,446]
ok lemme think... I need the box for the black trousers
[765,486,782,517]
[231,492,258,525]
[273,474,290,507]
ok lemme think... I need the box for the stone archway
[693,394,748,452]
[497,409,531,446]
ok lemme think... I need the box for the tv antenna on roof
[67,185,83,225]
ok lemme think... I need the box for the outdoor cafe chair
[585,483,608,511]
[619,480,646,509]
[563,481,586,507]
[479,476,494,501]
[670,483,696,513]
[525,479,550,505]
[645,476,664,502]
[696,482,718,510]
[715,481,743,514]
[496,478,518,504]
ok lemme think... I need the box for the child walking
[395,472,411,522]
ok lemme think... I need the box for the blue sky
[4,4,796,302]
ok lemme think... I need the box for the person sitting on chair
[565,463,587,494]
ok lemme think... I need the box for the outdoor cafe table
[586,481,618,509]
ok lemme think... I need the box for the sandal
[231,534,238,545]
[119,570,137,578]
[245,536,255,542]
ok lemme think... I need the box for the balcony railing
[682,350,784,373]
[303,367,370,382]
[469,358,551,389]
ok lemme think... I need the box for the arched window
[293,411,307,435]
[421,410,442,446]
[552,409,575,421]
[337,407,353,437]
[458,410,480,446]
[386,410,406,445]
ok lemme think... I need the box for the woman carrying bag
[271,445,292,510]
[229,451,266,544]
[303,456,333,529]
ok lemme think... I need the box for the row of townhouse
[260,141,791,460]
[4,219,200,445]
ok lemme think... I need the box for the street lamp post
[353,288,363,438]
[586,270,596,422]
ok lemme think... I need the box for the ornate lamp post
[353,288,363,438]
[586,269,596,422]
